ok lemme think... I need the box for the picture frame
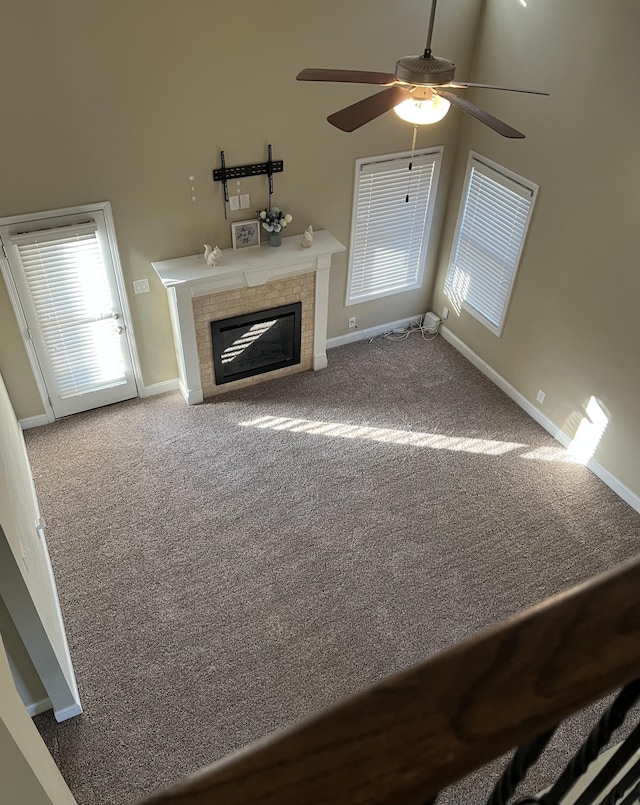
[231,219,260,250]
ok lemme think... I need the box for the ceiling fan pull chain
[406,124,418,202]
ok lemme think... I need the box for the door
[0,204,137,418]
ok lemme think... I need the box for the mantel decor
[231,219,260,249]
[257,207,292,247]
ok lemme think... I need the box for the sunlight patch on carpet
[239,415,578,462]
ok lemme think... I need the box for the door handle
[112,312,120,320]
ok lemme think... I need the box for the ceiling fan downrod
[423,0,439,58]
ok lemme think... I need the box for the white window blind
[444,153,537,335]
[347,149,442,304]
[11,223,127,399]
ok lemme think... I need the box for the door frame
[0,201,142,423]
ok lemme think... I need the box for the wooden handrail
[140,555,640,805]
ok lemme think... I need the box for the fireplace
[211,302,302,385]
[151,230,345,404]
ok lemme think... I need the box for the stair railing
[139,555,640,805]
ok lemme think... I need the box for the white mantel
[152,230,345,404]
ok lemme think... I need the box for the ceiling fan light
[393,95,450,125]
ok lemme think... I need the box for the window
[444,152,538,336]
[346,148,443,305]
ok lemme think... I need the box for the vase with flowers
[256,207,292,247]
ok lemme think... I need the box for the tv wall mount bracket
[213,145,283,218]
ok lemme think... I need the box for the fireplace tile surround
[152,230,345,403]
[194,274,314,397]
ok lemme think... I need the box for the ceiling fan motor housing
[395,55,456,85]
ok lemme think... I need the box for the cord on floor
[368,314,442,344]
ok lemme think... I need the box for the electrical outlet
[536,389,546,404]
[229,195,240,211]
[133,279,150,294]
[442,306,449,320]
[348,316,357,329]
[240,194,250,209]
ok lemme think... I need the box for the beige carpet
[27,336,640,804]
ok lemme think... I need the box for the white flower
[256,207,291,233]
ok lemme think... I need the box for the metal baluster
[618,779,640,805]
[540,679,640,805]
[487,728,556,805]
[574,722,640,805]
[600,758,640,805]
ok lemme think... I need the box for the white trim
[346,147,443,306]
[19,414,50,430]
[25,697,52,718]
[327,315,425,349]
[53,701,83,723]
[139,379,179,398]
[440,326,640,515]
[178,380,203,406]
[586,458,640,514]
[101,202,144,394]
[39,524,82,710]
[445,151,538,337]
[0,522,82,723]
[0,251,55,423]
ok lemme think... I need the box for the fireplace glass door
[211,302,302,385]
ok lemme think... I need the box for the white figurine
[203,244,222,267]
[302,225,314,249]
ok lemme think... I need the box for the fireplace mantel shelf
[152,230,344,296]
[151,230,345,405]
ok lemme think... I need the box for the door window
[0,204,138,418]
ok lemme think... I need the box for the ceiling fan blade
[297,68,398,85]
[437,90,525,139]
[447,81,549,95]
[327,86,410,132]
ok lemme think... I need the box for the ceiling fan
[296,0,548,138]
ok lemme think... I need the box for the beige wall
[0,635,76,805]
[0,0,482,418]
[1,0,637,499]
[0,596,48,710]
[0,373,75,698]
[432,0,640,496]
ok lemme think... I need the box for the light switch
[240,193,250,209]
[133,279,150,294]
[229,195,240,211]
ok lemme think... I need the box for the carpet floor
[27,336,640,804]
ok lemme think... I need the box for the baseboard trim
[327,315,425,349]
[440,326,640,515]
[586,457,640,514]
[178,379,203,405]
[19,414,51,430]
[25,697,52,717]
[139,379,180,398]
[54,700,83,723]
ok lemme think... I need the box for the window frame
[345,147,443,307]
[445,151,538,336]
